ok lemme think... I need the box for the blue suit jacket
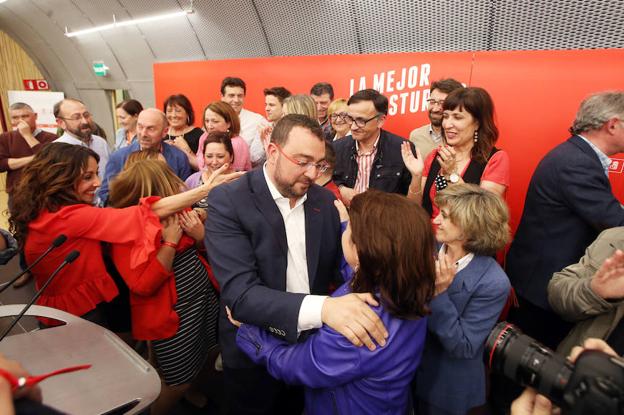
[414,255,510,413]
[205,168,342,369]
[506,135,624,310]
[97,142,191,204]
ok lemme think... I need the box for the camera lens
[486,322,574,407]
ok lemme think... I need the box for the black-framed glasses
[426,99,445,107]
[59,112,92,122]
[329,112,348,122]
[343,113,382,128]
[274,143,330,176]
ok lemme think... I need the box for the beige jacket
[408,124,438,160]
[548,227,624,355]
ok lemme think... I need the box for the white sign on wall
[7,90,65,134]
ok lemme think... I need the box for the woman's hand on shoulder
[434,249,458,296]
[334,199,349,222]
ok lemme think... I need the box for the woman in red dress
[9,142,239,327]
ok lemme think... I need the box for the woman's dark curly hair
[9,143,99,246]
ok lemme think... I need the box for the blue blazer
[414,255,510,414]
[204,168,342,369]
[506,135,624,310]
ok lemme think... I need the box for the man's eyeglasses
[59,112,92,122]
[343,113,382,128]
[275,143,330,176]
[426,99,445,108]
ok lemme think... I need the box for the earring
[187,116,191,125]
[473,130,479,143]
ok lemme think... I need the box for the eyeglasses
[329,112,347,122]
[343,113,382,128]
[59,112,91,121]
[274,143,329,176]
[426,99,445,107]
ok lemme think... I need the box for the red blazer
[112,234,219,340]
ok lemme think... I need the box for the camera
[486,322,624,415]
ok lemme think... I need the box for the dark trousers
[222,365,304,415]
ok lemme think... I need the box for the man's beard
[66,123,92,140]
[274,159,312,199]
[429,110,443,127]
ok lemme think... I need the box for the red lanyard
[0,364,91,392]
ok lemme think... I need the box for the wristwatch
[449,173,460,184]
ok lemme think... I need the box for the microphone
[0,234,67,294]
[0,250,80,341]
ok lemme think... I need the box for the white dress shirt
[240,108,268,165]
[263,165,327,332]
[55,132,110,180]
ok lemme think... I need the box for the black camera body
[486,322,624,415]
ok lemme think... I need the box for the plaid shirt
[353,134,380,193]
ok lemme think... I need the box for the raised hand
[590,249,624,299]
[401,141,424,177]
[334,199,349,222]
[436,145,458,175]
[204,163,245,190]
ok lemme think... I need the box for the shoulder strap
[422,152,441,216]
[463,147,499,184]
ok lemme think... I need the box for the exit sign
[93,61,109,77]
[23,79,49,90]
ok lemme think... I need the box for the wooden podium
[0,304,160,414]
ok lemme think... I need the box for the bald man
[97,108,191,204]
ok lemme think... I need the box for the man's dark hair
[348,89,389,115]
[310,82,334,100]
[270,114,324,146]
[221,77,247,95]
[430,78,464,95]
[163,94,195,126]
[264,87,292,104]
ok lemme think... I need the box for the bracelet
[162,241,178,249]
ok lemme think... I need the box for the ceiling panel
[191,0,270,59]
[255,0,359,56]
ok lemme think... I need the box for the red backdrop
[154,49,624,230]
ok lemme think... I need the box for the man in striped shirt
[332,89,416,205]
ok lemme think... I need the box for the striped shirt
[353,134,380,193]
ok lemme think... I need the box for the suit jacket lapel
[304,187,323,288]
[249,169,288,256]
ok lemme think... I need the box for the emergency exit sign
[23,79,49,90]
[93,61,109,77]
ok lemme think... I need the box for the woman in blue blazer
[414,183,511,415]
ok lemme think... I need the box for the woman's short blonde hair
[327,99,347,117]
[283,94,317,120]
[109,159,185,208]
[434,183,509,255]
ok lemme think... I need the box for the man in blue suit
[205,114,387,415]
[97,108,191,204]
[506,91,624,348]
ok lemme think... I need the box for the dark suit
[205,168,341,413]
[332,129,413,195]
[506,135,624,346]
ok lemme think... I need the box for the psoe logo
[609,159,624,174]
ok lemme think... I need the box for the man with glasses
[333,89,416,205]
[54,99,110,180]
[409,78,463,159]
[205,114,388,415]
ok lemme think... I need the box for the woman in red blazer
[109,157,221,415]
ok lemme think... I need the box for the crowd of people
[0,75,623,415]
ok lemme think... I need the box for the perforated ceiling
[0,0,622,138]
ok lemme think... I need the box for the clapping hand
[434,249,458,296]
[401,141,424,177]
[436,145,458,175]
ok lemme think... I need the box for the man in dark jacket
[333,89,415,205]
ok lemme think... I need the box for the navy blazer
[506,135,624,310]
[414,255,510,413]
[332,129,414,195]
[205,168,342,369]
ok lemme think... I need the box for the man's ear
[266,142,278,165]
[56,118,66,130]
[377,114,386,129]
